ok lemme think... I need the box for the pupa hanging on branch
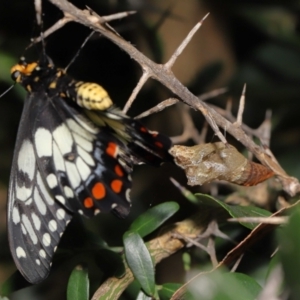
[170,142,275,186]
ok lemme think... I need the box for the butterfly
[7,54,172,284]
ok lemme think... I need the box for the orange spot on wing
[84,197,94,208]
[155,141,163,148]
[111,180,123,193]
[106,142,118,158]
[92,182,106,199]
[114,164,124,177]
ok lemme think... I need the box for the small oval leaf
[129,202,179,238]
[67,265,89,300]
[123,232,155,296]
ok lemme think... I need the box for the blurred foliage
[0,0,300,299]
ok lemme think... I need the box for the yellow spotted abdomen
[75,82,113,111]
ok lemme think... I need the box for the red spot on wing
[84,197,94,208]
[155,141,163,148]
[114,164,124,177]
[111,180,123,193]
[106,142,118,158]
[140,126,147,133]
[92,182,106,200]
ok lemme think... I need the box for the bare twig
[165,13,209,70]
[230,254,244,272]
[32,11,135,43]
[34,0,42,25]
[123,71,150,113]
[134,87,227,120]
[228,216,288,225]
[134,98,179,119]
[235,84,246,127]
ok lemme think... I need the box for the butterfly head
[11,56,57,91]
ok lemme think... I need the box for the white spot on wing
[65,162,81,188]
[12,207,20,224]
[53,142,65,172]
[56,208,65,220]
[36,259,41,265]
[42,233,51,246]
[73,133,93,151]
[64,186,74,198]
[22,214,38,244]
[46,173,58,189]
[49,220,57,232]
[77,146,95,166]
[39,249,46,258]
[66,118,94,141]
[53,123,73,155]
[16,246,26,258]
[73,114,99,134]
[31,212,41,230]
[76,157,91,181]
[16,186,32,202]
[25,198,33,205]
[35,128,52,157]
[37,172,55,206]
[55,195,65,204]
[126,189,131,203]
[33,187,47,215]
[17,139,35,181]
[21,224,27,235]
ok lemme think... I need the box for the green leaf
[196,194,271,229]
[189,270,262,300]
[67,265,89,300]
[158,283,182,300]
[278,208,300,300]
[123,232,155,296]
[129,202,179,238]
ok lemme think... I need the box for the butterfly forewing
[8,92,73,283]
[8,91,132,283]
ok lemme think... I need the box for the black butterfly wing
[7,92,132,283]
[8,92,73,283]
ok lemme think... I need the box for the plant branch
[46,0,300,196]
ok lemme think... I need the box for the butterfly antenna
[65,31,95,72]
[0,84,15,98]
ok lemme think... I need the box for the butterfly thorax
[11,57,113,111]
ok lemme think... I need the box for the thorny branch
[46,0,299,196]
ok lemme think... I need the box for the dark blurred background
[0,0,300,299]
